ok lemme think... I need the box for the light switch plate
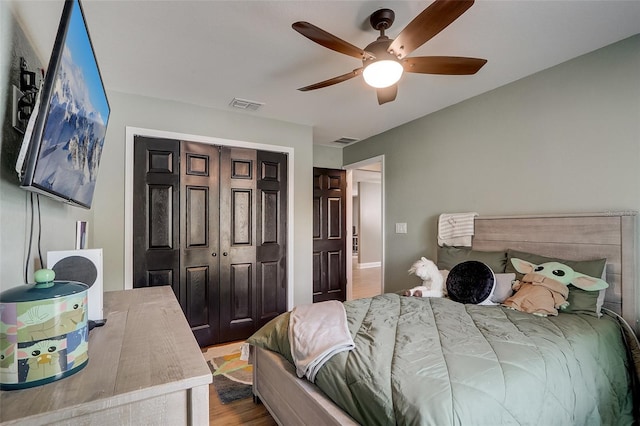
[395,223,407,234]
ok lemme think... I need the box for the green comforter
[248,294,635,425]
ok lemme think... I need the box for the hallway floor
[351,262,382,299]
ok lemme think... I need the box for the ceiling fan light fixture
[362,60,403,88]
[293,2,485,103]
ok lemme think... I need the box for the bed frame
[472,212,637,330]
[252,212,638,426]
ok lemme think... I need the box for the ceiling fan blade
[389,0,475,59]
[377,84,398,105]
[298,68,363,92]
[293,22,372,60]
[403,56,487,75]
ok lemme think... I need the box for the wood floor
[206,342,276,426]
[351,263,382,299]
[209,388,276,425]
[207,264,381,424]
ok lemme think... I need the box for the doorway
[345,156,384,300]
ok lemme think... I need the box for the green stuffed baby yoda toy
[502,258,609,316]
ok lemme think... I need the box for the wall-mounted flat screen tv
[15,0,110,209]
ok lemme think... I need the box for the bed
[249,212,639,425]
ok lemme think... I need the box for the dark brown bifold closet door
[179,141,220,345]
[132,136,181,296]
[218,148,288,342]
[133,136,287,347]
[255,150,288,329]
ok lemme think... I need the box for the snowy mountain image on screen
[33,44,108,207]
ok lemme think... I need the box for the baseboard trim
[357,262,381,269]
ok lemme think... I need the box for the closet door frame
[124,127,294,311]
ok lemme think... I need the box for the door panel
[313,197,321,238]
[232,189,252,244]
[256,151,288,326]
[328,251,343,292]
[147,270,173,287]
[185,187,207,246]
[185,266,208,326]
[230,263,252,320]
[313,168,347,302]
[261,191,278,243]
[328,197,342,238]
[180,141,219,346]
[219,147,257,342]
[312,253,322,295]
[148,185,174,248]
[259,261,279,317]
[133,137,180,296]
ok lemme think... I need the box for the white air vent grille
[229,98,264,111]
[333,137,359,145]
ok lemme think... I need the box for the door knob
[211,252,217,257]
[223,252,228,256]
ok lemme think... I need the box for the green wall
[344,35,640,302]
[313,144,343,169]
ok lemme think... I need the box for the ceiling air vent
[229,98,264,111]
[333,137,359,145]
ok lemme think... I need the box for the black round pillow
[446,260,495,304]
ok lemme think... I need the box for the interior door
[313,168,347,302]
[180,141,220,346]
[217,148,288,340]
[132,136,180,295]
[256,150,288,328]
[219,147,258,342]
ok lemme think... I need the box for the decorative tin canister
[0,269,89,390]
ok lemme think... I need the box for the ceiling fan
[292,0,487,105]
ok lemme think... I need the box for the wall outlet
[395,223,407,234]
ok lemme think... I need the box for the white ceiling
[9,0,640,146]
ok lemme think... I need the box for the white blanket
[437,212,478,247]
[288,300,355,383]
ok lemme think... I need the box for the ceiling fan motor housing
[363,38,397,66]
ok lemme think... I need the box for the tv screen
[15,0,110,209]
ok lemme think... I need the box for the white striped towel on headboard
[438,212,479,247]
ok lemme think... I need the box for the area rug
[203,344,253,404]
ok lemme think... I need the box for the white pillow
[490,273,516,303]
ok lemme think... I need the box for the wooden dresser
[0,286,212,425]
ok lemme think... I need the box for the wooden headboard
[471,212,638,334]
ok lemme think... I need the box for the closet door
[133,139,288,346]
[256,151,288,328]
[133,136,180,295]
[219,147,258,342]
[180,141,220,347]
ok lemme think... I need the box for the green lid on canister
[0,269,88,303]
